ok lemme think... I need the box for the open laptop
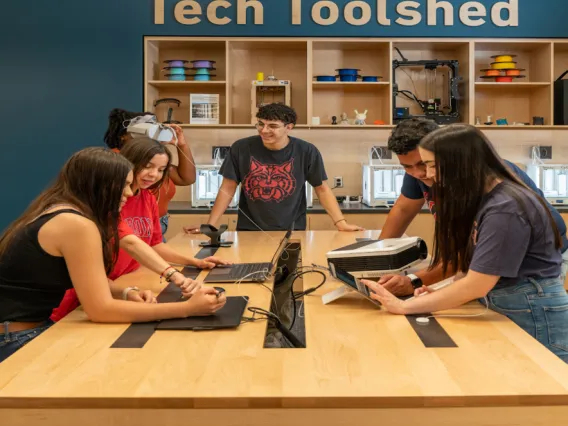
[155,296,249,330]
[203,230,292,283]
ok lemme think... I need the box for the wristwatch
[407,274,423,289]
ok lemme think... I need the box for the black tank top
[0,209,85,322]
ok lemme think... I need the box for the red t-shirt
[108,189,163,279]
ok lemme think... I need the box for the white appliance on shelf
[191,165,239,208]
[306,182,313,208]
[362,165,405,207]
[526,164,568,205]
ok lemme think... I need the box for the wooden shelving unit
[143,37,568,130]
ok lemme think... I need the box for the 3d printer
[362,165,405,207]
[392,48,461,125]
[192,165,239,208]
[526,164,568,205]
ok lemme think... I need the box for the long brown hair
[420,124,561,274]
[0,148,133,273]
[120,138,172,192]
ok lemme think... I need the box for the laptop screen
[269,230,292,269]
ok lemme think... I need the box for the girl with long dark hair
[365,124,568,362]
[0,148,225,363]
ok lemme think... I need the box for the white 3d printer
[362,165,405,207]
[526,164,568,205]
[191,165,239,208]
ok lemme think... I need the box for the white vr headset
[125,114,175,144]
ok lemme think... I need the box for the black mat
[110,247,217,348]
[405,314,458,348]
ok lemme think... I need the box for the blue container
[315,75,337,81]
[169,67,187,75]
[194,74,211,81]
[336,68,360,76]
[166,74,186,81]
[336,75,361,82]
[362,76,380,82]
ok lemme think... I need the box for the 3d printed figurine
[354,109,367,125]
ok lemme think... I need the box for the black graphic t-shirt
[220,135,327,231]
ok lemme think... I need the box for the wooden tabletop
[2,230,568,425]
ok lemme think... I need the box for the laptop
[203,230,292,283]
[155,296,249,330]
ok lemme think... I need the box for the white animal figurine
[354,109,367,125]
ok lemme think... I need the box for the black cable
[394,47,408,62]
[292,270,327,299]
[290,282,297,330]
[247,307,305,348]
[397,90,425,110]
[287,269,328,331]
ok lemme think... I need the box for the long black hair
[0,148,132,274]
[103,108,153,150]
[420,124,561,274]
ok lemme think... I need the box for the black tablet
[155,296,249,330]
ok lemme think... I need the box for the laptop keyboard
[230,263,272,280]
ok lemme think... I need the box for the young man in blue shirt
[379,118,568,296]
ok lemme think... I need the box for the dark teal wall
[1,0,567,229]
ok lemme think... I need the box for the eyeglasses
[255,122,285,132]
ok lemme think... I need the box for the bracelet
[122,286,140,300]
[165,269,179,282]
[160,266,175,278]
[334,218,346,226]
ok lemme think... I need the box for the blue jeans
[485,277,568,363]
[160,214,169,243]
[561,249,568,285]
[0,320,53,363]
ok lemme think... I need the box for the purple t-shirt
[469,182,561,287]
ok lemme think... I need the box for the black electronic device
[392,48,461,125]
[554,70,568,125]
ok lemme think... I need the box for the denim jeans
[561,249,568,285]
[160,214,169,243]
[0,320,54,363]
[485,277,568,363]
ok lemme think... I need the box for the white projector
[127,122,175,143]
[326,237,428,279]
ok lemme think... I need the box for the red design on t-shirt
[243,157,296,203]
[424,191,437,219]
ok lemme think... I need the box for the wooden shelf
[177,124,394,129]
[312,82,390,88]
[143,37,568,132]
[476,125,568,130]
[475,82,551,89]
[306,125,395,129]
[148,81,226,88]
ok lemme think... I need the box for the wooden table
[2,231,568,426]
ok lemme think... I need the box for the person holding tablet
[364,124,568,362]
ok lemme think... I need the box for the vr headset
[125,114,175,144]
